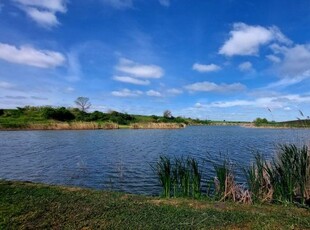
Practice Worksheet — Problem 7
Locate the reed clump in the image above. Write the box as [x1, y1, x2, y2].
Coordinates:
[153, 156, 201, 198]
[154, 144, 310, 206]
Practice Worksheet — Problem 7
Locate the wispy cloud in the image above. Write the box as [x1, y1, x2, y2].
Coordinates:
[0, 81, 15, 89]
[199, 94, 310, 109]
[66, 51, 82, 81]
[266, 54, 281, 63]
[166, 88, 183, 95]
[219, 23, 291, 56]
[238, 61, 254, 72]
[113, 75, 150, 85]
[266, 71, 310, 89]
[185, 81, 246, 93]
[0, 43, 66, 68]
[5, 95, 27, 99]
[116, 58, 164, 78]
[192, 63, 221, 73]
[12, 0, 67, 27]
[100, 0, 133, 9]
[146, 90, 161, 97]
[111, 88, 143, 97]
[273, 44, 310, 77]
[264, 43, 310, 88]
[158, 0, 170, 7]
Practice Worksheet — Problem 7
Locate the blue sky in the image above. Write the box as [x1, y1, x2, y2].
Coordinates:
[1, 0, 310, 121]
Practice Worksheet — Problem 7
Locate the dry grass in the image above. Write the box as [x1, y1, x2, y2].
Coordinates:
[130, 122, 186, 129]
[215, 173, 252, 204]
[27, 122, 119, 130]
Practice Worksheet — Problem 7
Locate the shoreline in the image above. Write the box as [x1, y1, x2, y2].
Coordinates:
[1, 121, 309, 131]
[0, 122, 186, 131]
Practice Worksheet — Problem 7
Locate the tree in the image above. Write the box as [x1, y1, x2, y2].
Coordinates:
[253, 117, 268, 126]
[75, 97, 91, 112]
[163, 110, 172, 118]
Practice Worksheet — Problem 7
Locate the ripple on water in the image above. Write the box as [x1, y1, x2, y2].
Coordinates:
[0, 126, 310, 195]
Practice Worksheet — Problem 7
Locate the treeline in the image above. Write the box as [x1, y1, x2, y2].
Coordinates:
[0, 106, 209, 126]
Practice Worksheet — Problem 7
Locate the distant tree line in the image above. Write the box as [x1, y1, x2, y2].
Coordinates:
[0, 97, 210, 125]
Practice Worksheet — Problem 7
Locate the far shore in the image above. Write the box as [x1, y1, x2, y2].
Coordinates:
[2, 121, 310, 131]
[0, 122, 187, 131]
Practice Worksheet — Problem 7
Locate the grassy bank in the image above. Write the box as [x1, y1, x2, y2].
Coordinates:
[1, 180, 309, 229]
[0, 107, 201, 130]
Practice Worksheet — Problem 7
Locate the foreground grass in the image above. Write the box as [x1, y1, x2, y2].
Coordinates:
[1, 181, 309, 229]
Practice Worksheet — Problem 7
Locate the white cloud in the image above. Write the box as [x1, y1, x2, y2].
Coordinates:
[13, 0, 67, 27]
[277, 44, 310, 77]
[0, 81, 15, 89]
[0, 43, 66, 68]
[167, 88, 183, 95]
[115, 58, 164, 78]
[13, 0, 66, 12]
[238, 61, 254, 72]
[100, 0, 133, 9]
[194, 102, 203, 108]
[159, 0, 170, 7]
[206, 94, 310, 109]
[219, 23, 291, 56]
[23, 7, 59, 27]
[192, 63, 221, 73]
[185, 81, 246, 93]
[113, 75, 150, 85]
[266, 54, 281, 63]
[266, 72, 310, 89]
[146, 90, 161, 97]
[111, 89, 143, 97]
[65, 87, 74, 92]
[284, 107, 292, 111]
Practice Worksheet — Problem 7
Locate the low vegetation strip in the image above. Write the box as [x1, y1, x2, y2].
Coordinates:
[0, 106, 204, 130]
[0, 180, 309, 229]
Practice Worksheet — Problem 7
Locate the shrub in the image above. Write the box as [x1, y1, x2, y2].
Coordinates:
[42, 107, 75, 121]
[253, 117, 269, 126]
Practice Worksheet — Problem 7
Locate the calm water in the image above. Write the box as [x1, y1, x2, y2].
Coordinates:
[1, 126, 310, 195]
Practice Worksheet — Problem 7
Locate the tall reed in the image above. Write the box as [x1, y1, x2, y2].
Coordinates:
[154, 156, 202, 198]
[154, 156, 171, 198]
[244, 153, 273, 203]
[267, 144, 310, 204]
[153, 143, 310, 206]
[189, 158, 202, 198]
[213, 159, 230, 198]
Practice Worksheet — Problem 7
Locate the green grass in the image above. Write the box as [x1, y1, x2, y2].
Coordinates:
[0, 180, 309, 229]
[0, 107, 210, 129]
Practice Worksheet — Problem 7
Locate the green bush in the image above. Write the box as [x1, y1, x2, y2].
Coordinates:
[253, 117, 269, 126]
[42, 107, 75, 121]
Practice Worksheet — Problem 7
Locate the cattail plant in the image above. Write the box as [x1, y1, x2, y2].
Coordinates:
[154, 156, 171, 198]
[244, 153, 273, 203]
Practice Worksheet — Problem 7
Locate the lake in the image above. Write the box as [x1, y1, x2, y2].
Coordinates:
[1, 126, 310, 195]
